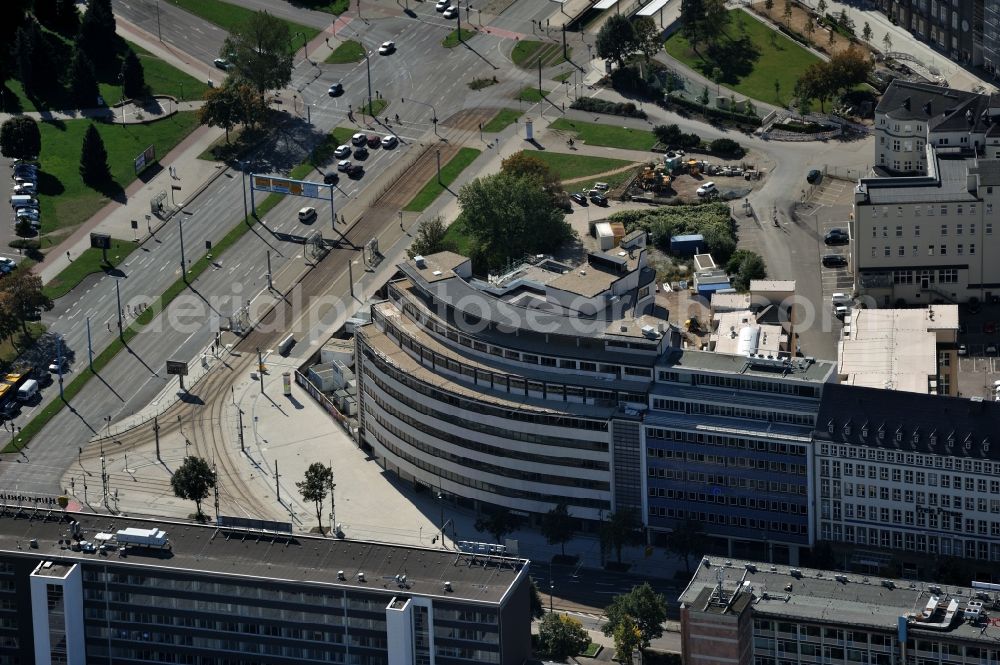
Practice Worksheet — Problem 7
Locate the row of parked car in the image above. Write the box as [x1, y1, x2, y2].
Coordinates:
[9, 160, 41, 234]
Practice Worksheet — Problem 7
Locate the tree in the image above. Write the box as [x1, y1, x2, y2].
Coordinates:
[538, 613, 590, 661]
[599, 509, 641, 564]
[69, 48, 99, 107]
[407, 217, 449, 258]
[198, 84, 243, 142]
[611, 614, 642, 663]
[662, 518, 709, 575]
[699, 84, 709, 105]
[595, 14, 638, 67]
[632, 16, 661, 62]
[862, 21, 873, 42]
[602, 583, 669, 653]
[653, 123, 683, 146]
[456, 171, 573, 272]
[296, 462, 333, 535]
[474, 510, 520, 543]
[680, 0, 707, 51]
[764, 0, 773, 12]
[0, 116, 41, 160]
[709, 138, 745, 157]
[12, 24, 37, 95]
[882, 32, 892, 52]
[528, 578, 545, 620]
[795, 61, 834, 112]
[773, 78, 781, 103]
[828, 47, 873, 95]
[121, 49, 146, 100]
[540, 503, 575, 557]
[501, 151, 562, 193]
[14, 217, 33, 238]
[79, 123, 111, 186]
[827, 26, 835, 45]
[0, 270, 52, 334]
[783, 0, 793, 25]
[170, 456, 217, 519]
[805, 16, 816, 36]
[222, 11, 294, 99]
[817, 0, 827, 14]
[78, 0, 117, 69]
[35, 0, 79, 35]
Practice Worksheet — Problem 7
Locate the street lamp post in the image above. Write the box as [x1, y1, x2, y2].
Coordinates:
[402, 97, 438, 137]
[119, 74, 125, 127]
[240, 161, 249, 221]
[364, 49, 373, 117]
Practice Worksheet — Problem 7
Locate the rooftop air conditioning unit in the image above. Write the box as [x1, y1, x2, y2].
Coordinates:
[414, 255, 426, 268]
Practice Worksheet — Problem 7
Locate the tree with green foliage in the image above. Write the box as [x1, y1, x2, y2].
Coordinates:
[121, 49, 146, 100]
[528, 578, 545, 619]
[653, 123, 683, 146]
[14, 217, 33, 238]
[806, 16, 816, 36]
[222, 11, 294, 99]
[296, 462, 333, 536]
[700, 84, 710, 105]
[602, 583, 669, 653]
[0, 269, 52, 334]
[817, 0, 827, 14]
[474, 510, 520, 543]
[407, 217, 449, 258]
[632, 16, 661, 61]
[198, 84, 243, 143]
[764, 0, 774, 12]
[596, 14, 638, 67]
[35, 0, 79, 36]
[0, 116, 41, 161]
[171, 456, 217, 520]
[663, 518, 709, 575]
[12, 23, 38, 95]
[611, 614, 642, 663]
[501, 151, 562, 194]
[828, 47, 873, 95]
[709, 137, 745, 157]
[78, 0, 118, 69]
[680, 0, 707, 51]
[862, 21, 873, 42]
[795, 61, 833, 112]
[540, 502, 575, 557]
[599, 509, 641, 564]
[69, 48, 99, 107]
[538, 613, 590, 661]
[783, 0, 793, 25]
[79, 123, 111, 186]
[773, 78, 781, 103]
[457, 171, 573, 272]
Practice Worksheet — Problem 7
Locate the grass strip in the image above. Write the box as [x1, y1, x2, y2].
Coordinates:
[325, 40, 365, 64]
[442, 28, 477, 48]
[166, 0, 320, 44]
[550, 118, 657, 151]
[482, 108, 522, 133]
[517, 87, 548, 103]
[518, 150, 632, 180]
[4, 164, 304, 454]
[403, 148, 481, 213]
[362, 98, 388, 118]
[43, 239, 134, 301]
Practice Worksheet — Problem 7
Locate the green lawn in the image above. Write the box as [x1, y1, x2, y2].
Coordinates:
[553, 70, 573, 83]
[0, 323, 46, 367]
[37, 112, 201, 236]
[550, 118, 657, 151]
[403, 148, 481, 213]
[362, 98, 388, 117]
[518, 150, 632, 181]
[482, 108, 523, 133]
[574, 168, 635, 194]
[443, 28, 478, 48]
[286, 0, 349, 14]
[441, 219, 474, 256]
[663, 8, 821, 104]
[166, 0, 320, 44]
[326, 40, 365, 64]
[510, 40, 569, 68]
[43, 239, 134, 301]
[518, 87, 549, 103]
[129, 41, 211, 102]
[579, 642, 601, 658]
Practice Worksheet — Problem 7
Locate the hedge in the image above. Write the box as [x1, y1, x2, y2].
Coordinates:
[659, 94, 763, 127]
[570, 97, 648, 119]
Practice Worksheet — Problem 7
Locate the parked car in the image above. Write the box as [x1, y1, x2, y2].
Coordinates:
[824, 228, 850, 245]
[443, 6, 458, 18]
[378, 41, 395, 55]
[958, 343, 967, 356]
[381, 135, 398, 149]
[822, 254, 848, 268]
[12, 182, 36, 195]
[297, 207, 317, 222]
[337, 159, 352, 172]
[589, 193, 608, 206]
[354, 146, 369, 159]
[366, 135, 381, 148]
[328, 82, 344, 96]
[351, 133, 367, 146]
[323, 172, 339, 185]
[0, 258, 15, 274]
[806, 169, 822, 184]
[987, 343, 999, 355]
[435, 0, 450, 10]
[213, 58, 230, 70]
[48, 358, 67, 373]
[347, 164, 364, 178]
[334, 144, 352, 159]
[570, 192, 588, 206]
[696, 181, 717, 197]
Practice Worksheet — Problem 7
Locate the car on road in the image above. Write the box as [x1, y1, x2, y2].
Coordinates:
[351, 133, 367, 146]
[354, 146, 369, 159]
[443, 6, 458, 18]
[213, 58, 230, 70]
[824, 228, 850, 245]
[328, 82, 343, 96]
[297, 207, 317, 222]
[48, 358, 67, 373]
[381, 135, 398, 149]
[378, 41, 395, 55]
[807, 169, 822, 184]
[337, 159, 352, 172]
[435, 0, 450, 9]
[958, 343, 967, 356]
[696, 181, 717, 197]
[323, 172, 339, 185]
[822, 254, 848, 268]
[334, 144, 351, 159]
[570, 192, 588, 206]
[347, 164, 364, 178]
[590, 193, 608, 206]
[987, 343, 999, 355]
[0, 258, 15, 274]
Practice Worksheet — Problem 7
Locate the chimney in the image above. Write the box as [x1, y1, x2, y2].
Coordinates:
[903, 97, 911, 111]
[924, 101, 932, 116]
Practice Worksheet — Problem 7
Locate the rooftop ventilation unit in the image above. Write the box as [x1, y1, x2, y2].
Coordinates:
[357, 572, 366, 583]
[414, 256, 426, 268]
[337, 570, 346, 581]
[444, 581, 453, 592]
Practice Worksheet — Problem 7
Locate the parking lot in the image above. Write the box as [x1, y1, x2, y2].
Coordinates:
[955, 303, 1000, 400]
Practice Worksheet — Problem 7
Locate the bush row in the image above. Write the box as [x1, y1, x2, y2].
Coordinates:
[659, 94, 763, 127]
[569, 97, 648, 119]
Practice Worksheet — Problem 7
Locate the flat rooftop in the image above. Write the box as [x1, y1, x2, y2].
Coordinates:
[862, 154, 978, 205]
[679, 557, 1000, 643]
[711, 311, 784, 356]
[838, 306, 957, 394]
[659, 348, 836, 383]
[0, 512, 526, 605]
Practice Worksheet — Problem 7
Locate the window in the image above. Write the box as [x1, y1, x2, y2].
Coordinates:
[958, 244, 964, 255]
[913, 245, 918, 256]
[988, 205, 994, 215]
[971, 223, 977, 234]
[940, 244, 947, 255]
[883, 225, 888, 237]
[957, 223, 963, 234]
[927, 205, 935, 216]
[928, 245, 935, 256]
[898, 246, 905, 256]
[941, 224, 948, 235]
[988, 223, 994, 234]
[971, 243, 976, 254]
[896, 225, 903, 237]
[915, 225, 921, 236]
[872, 247, 878, 258]
[940, 205, 948, 215]
[957, 205, 963, 215]
[885, 246, 891, 257]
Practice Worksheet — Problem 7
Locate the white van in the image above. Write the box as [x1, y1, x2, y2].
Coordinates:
[17, 379, 39, 402]
[831, 292, 851, 306]
[10, 195, 38, 209]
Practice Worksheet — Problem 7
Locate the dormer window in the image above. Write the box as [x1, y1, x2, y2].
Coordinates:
[827, 420, 835, 434]
[895, 429, 903, 443]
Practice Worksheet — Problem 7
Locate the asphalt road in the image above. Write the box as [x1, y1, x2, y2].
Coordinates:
[113, 0, 231, 71]
[535, 562, 681, 617]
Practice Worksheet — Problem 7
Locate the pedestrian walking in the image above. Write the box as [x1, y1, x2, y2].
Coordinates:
[394, 113, 399, 123]
[107, 322, 111, 332]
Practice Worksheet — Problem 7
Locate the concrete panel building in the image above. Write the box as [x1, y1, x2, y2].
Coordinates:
[0, 512, 531, 665]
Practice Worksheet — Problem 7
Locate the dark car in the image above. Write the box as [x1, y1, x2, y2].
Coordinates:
[366, 135, 381, 149]
[590, 193, 608, 206]
[807, 169, 822, 184]
[323, 172, 339, 185]
[347, 164, 364, 178]
[571, 193, 588, 206]
[354, 146, 369, 160]
[328, 82, 343, 97]
[822, 254, 848, 268]
[824, 228, 849, 245]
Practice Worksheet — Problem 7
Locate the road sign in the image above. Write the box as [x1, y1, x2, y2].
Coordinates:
[134, 144, 155, 175]
[250, 175, 328, 200]
[89, 233, 111, 250]
[165, 360, 188, 376]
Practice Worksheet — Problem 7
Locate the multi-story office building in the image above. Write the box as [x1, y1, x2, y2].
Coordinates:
[357, 250, 837, 564]
[0, 512, 531, 665]
[814, 382, 1000, 567]
[680, 556, 1000, 665]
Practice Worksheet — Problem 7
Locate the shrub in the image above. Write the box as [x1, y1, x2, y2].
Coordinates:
[570, 97, 648, 119]
[709, 138, 746, 157]
[659, 94, 762, 126]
